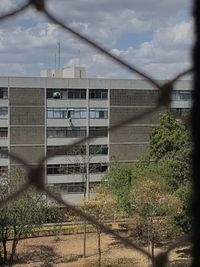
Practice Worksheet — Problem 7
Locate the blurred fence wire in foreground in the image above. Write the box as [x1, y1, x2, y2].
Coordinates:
[0, 0, 198, 266]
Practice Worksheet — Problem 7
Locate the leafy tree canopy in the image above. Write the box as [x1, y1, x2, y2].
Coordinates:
[102, 162, 133, 213]
[150, 112, 191, 160]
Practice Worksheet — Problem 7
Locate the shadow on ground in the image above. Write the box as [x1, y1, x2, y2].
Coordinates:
[170, 260, 191, 267]
[15, 244, 82, 266]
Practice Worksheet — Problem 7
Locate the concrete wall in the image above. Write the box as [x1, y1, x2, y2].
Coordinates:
[109, 89, 166, 163]
[9, 88, 45, 166]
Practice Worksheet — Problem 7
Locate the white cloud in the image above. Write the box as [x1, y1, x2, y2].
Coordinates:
[154, 20, 193, 49]
[0, 0, 17, 14]
[0, 0, 193, 79]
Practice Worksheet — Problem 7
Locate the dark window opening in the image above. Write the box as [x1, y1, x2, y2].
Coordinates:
[0, 128, 8, 138]
[0, 88, 8, 99]
[89, 127, 108, 137]
[89, 89, 108, 99]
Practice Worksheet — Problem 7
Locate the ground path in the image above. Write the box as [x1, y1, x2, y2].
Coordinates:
[12, 233, 191, 266]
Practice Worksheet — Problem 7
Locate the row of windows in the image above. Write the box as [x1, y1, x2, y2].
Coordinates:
[0, 107, 8, 119]
[47, 127, 86, 138]
[170, 108, 189, 118]
[0, 106, 107, 120]
[47, 127, 108, 138]
[47, 145, 108, 156]
[0, 88, 108, 100]
[47, 108, 86, 119]
[47, 89, 108, 100]
[47, 89, 86, 99]
[58, 182, 100, 193]
[0, 88, 193, 102]
[172, 90, 192, 101]
[0, 126, 108, 139]
[47, 108, 108, 119]
[47, 163, 108, 175]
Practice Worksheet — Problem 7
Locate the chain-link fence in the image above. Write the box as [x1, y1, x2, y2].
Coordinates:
[0, 1, 198, 266]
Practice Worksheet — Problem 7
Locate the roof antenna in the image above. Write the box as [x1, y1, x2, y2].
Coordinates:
[78, 49, 81, 67]
[54, 53, 57, 70]
[58, 41, 61, 69]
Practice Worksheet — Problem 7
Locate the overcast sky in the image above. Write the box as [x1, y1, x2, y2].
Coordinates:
[0, 0, 193, 79]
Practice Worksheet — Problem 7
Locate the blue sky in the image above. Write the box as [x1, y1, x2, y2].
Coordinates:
[0, 0, 193, 79]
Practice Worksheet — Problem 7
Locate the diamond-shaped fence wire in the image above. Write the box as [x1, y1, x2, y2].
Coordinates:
[0, 1, 199, 266]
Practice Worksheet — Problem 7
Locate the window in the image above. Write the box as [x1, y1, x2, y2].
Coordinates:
[46, 89, 86, 99]
[68, 89, 86, 99]
[89, 163, 108, 173]
[47, 163, 107, 175]
[47, 107, 109, 119]
[47, 128, 66, 138]
[47, 145, 86, 156]
[90, 108, 108, 119]
[170, 108, 189, 119]
[47, 164, 85, 175]
[68, 108, 86, 119]
[58, 182, 100, 193]
[47, 127, 86, 138]
[61, 183, 85, 193]
[47, 108, 65, 119]
[0, 128, 8, 138]
[89, 145, 108, 155]
[66, 127, 86, 138]
[0, 166, 8, 177]
[47, 108, 87, 119]
[0, 88, 8, 99]
[89, 89, 108, 99]
[0, 107, 8, 119]
[172, 90, 192, 101]
[0, 147, 8, 158]
[89, 127, 108, 137]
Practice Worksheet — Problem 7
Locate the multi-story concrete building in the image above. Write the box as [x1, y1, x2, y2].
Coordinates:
[0, 69, 192, 203]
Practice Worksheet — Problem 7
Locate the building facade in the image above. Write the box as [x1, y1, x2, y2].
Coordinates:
[0, 76, 192, 203]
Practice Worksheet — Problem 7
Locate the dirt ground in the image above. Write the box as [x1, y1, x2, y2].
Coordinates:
[11, 233, 191, 267]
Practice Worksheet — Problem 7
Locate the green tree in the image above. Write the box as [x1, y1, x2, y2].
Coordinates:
[129, 176, 182, 263]
[80, 192, 121, 267]
[150, 112, 191, 160]
[174, 182, 192, 232]
[0, 177, 64, 266]
[102, 162, 132, 213]
[148, 111, 192, 231]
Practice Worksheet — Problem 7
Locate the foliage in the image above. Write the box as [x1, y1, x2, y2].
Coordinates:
[42, 206, 65, 224]
[129, 177, 182, 246]
[102, 162, 133, 213]
[149, 111, 192, 231]
[174, 182, 192, 232]
[130, 177, 182, 218]
[0, 177, 63, 266]
[79, 191, 122, 267]
[150, 112, 191, 160]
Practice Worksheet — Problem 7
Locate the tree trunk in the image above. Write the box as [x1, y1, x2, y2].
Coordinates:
[97, 227, 101, 267]
[150, 217, 154, 266]
[0, 251, 3, 265]
[2, 227, 8, 264]
[83, 220, 87, 258]
[9, 226, 20, 265]
[9, 238, 18, 265]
